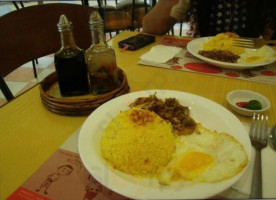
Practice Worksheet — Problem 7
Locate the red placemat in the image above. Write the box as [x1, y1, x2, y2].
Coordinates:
[8, 148, 130, 200]
[139, 37, 276, 85]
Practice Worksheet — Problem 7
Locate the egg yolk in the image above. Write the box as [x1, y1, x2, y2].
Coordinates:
[176, 152, 214, 180]
[246, 56, 264, 63]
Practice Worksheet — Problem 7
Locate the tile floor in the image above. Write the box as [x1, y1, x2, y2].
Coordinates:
[0, 1, 188, 107]
[0, 54, 56, 106]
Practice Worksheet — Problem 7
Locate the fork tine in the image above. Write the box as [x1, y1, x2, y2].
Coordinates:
[232, 42, 253, 46]
[232, 38, 255, 48]
[232, 42, 254, 48]
[249, 113, 257, 137]
[232, 41, 253, 44]
[257, 114, 264, 139]
[255, 114, 260, 138]
[263, 115, 269, 141]
[232, 41, 254, 46]
[249, 113, 269, 141]
[233, 38, 254, 43]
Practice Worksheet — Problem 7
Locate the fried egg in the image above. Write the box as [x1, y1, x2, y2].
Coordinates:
[238, 46, 276, 64]
[157, 123, 248, 185]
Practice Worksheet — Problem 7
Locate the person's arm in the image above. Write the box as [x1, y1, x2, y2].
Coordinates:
[142, 0, 180, 35]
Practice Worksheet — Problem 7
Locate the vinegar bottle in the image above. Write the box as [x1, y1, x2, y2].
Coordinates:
[85, 11, 120, 95]
[54, 15, 90, 97]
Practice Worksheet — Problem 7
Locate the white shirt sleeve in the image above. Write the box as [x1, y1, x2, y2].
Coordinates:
[170, 0, 191, 21]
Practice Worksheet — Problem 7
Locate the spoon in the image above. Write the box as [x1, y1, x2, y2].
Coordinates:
[269, 123, 276, 152]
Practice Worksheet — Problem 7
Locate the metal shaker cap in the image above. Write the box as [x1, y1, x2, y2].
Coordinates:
[57, 14, 73, 31]
[89, 11, 104, 29]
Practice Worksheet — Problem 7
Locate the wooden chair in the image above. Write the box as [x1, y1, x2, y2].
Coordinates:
[11, 1, 40, 78]
[95, 0, 133, 37]
[0, 3, 98, 101]
[86, 0, 150, 37]
[12, 1, 24, 9]
[116, 0, 152, 30]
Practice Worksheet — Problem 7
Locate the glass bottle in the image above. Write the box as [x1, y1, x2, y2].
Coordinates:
[85, 11, 120, 95]
[54, 15, 90, 97]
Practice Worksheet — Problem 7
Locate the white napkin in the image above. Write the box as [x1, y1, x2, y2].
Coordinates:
[140, 45, 182, 63]
[230, 123, 276, 198]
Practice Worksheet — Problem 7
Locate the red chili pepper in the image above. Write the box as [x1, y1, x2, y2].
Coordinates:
[236, 101, 248, 108]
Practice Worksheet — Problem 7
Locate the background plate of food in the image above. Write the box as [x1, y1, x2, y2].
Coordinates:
[78, 90, 251, 199]
[187, 33, 276, 69]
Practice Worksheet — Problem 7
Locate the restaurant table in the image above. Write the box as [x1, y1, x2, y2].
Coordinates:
[1, 31, 276, 200]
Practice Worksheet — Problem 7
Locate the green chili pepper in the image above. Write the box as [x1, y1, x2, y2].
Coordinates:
[246, 100, 262, 110]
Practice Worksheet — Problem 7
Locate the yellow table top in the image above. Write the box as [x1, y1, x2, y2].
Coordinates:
[1, 31, 276, 199]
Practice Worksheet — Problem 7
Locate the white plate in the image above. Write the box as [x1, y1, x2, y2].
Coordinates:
[187, 37, 276, 69]
[78, 90, 251, 199]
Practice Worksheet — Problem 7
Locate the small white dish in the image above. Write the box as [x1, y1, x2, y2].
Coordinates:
[227, 90, 271, 116]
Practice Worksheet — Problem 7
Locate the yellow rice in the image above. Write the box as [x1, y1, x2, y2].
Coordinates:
[101, 108, 176, 176]
[203, 33, 244, 55]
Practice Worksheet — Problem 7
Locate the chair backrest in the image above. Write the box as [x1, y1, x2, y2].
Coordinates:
[95, 0, 133, 33]
[116, 0, 152, 29]
[0, 3, 98, 77]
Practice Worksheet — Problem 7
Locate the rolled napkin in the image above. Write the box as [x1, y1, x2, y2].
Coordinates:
[140, 45, 183, 63]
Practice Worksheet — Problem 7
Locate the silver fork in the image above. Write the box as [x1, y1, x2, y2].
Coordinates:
[232, 37, 276, 49]
[249, 113, 268, 198]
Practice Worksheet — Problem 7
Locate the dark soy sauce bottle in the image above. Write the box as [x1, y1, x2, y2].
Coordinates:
[54, 15, 89, 97]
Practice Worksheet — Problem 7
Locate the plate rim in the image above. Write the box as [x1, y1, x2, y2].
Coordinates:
[78, 89, 251, 199]
[187, 36, 276, 69]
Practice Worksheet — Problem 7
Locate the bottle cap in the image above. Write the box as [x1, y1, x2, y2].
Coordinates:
[57, 14, 73, 31]
[89, 11, 104, 29]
